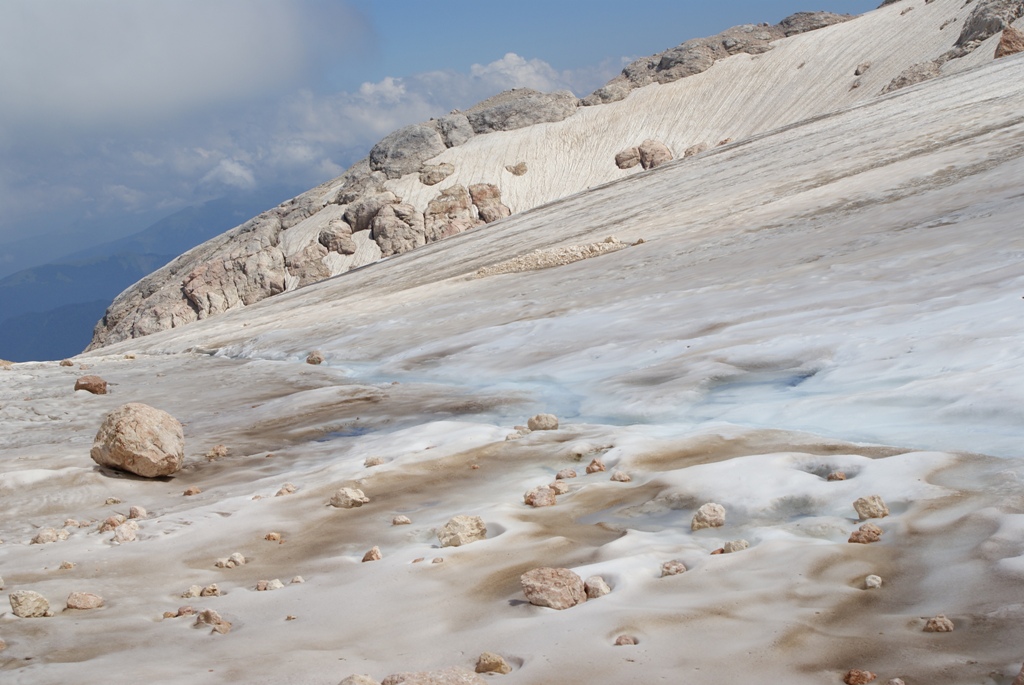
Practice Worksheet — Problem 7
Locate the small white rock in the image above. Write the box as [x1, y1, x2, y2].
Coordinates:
[584, 575, 611, 598]
[691, 502, 726, 531]
[392, 515, 412, 526]
[865, 574, 883, 589]
[723, 539, 749, 553]
[527, 413, 559, 431]
[128, 506, 147, 519]
[330, 487, 370, 508]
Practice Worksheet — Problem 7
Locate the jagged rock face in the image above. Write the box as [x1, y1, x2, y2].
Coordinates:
[468, 184, 511, 223]
[424, 185, 482, 242]
[372, 203, 426, 257]
[369, 125, 447, 179]
[285, 242, 330, 288]
[882, 60, 942, 94]
[997, 25, 1024, 57]
[319, 219, 356, 255]
[435, 113, 475, 147]
[464, 89, 578, 133]
[582, 12, 852, 105]
[958, 0, 1024, 47]
[344, 191, 400, 233]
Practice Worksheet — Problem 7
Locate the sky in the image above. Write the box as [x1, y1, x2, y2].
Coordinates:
[0, 0, 880, 264]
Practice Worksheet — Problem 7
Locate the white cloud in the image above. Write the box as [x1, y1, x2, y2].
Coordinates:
[200, 159, 257, 191]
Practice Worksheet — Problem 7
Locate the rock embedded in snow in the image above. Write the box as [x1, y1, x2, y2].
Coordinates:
[66, 592, 104, 610]
[505, 161, 527, 176]
[723, 539, 749, 553]
[691, 503, 726, 531]
[615, 147, 641, 169]
[362, 546, 382, 562]
[59, 561, 75, 570]
[527, 413, 558, 431]
[586, 458, 606, 474]
[10, 591, 52, 618]
[520, 567, 586, 610]
[844, 670, 877, 685]
[256, 579, 285, 591]
[392, 515, 412, 526]
[959, 0, 1024, 46]
[418, 162, 454, 186]
[865, 575, 883, 589]
[882, 61, 942, 94]
[364, 456, 385, 467]
[638, 139, 673, 169]
[90, 403, 184, 478]
[331, 487, 370, 508]
[382, 666, 487, 685]
[468, 183, 511, 224]
[128, 506, 147, 519]
[584, 576, 611, 598]
[205, 444, 228, 460]
[339, 676, 382, 685]
[60, 358, 74, 366]
[610, 470, 631, 482]
[306, 351, 325, 365]
[183, 486, 202, 496]
[849, 523, 883, 544]
[474, 652, 512, 674]
[887, 679, 906, 685]
[923, 615, 954, 632]
[854, 61, 871, 76]
[853, 495, 889, 520]
[369, 124, 446, 180]
[319, 218, 356, 254]
[112, 520, 139, 543]
[684, 142, 710, 157]
[524, 485, 558, 507]
[424, 185, 482, 242]
[827, 471, 847, 481]
[182, 585, 202, 598]
[74, 375, 107, 394]
[98, 515, 126, 532]
[276, 483, 297, 497]
[437, 515, 487, 547]
[555, 468, 577, 480]
[614, 635, 638, 646]
[215, 552, 246, 569]
[372, 202, 427, 257]
[996, 25, 1024, 58]
[31, 527, 69, 544]
[200, 584, 220, 597]
[548, 480, 569, 495]
[661, 560, 687, 577]
[195, 608, 232, 634]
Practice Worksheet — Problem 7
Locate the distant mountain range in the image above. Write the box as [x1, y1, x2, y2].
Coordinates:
[0, 188, 301, 362]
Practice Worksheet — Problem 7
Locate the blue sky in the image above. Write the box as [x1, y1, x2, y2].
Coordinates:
[0, 0, 880, 264]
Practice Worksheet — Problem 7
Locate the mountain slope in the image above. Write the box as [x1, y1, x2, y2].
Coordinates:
[88, 0, 1022, 350]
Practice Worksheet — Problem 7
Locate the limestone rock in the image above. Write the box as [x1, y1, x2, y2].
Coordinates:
[584, 575, 611, 598]
[369, 124, 446, 179]
[465, 89, 578, 134]
[468, 183, 511, 223]
[112, 520, 139, 543]
[437, 515, 487, 547]
[256, 579, 285, 591]
[524, 485, 557, 507]
[205, 444, 228, 460]
[959, 0, 1024, 47]
[59, 561, 75, 570]
[996, 25, 1024, 58]
[10, 590, 52, 617]
[276, 482, 297, 497]
[66, 592, 104, 610]
[505, 161, 527, 176]
[285, 242, 330, 287]
[881, 61, 942, 94]
[382, 667, 487, 685]
[90, 403, 184, 478]
[887, 680, 906, 685]
[215, 552, 247, 568]
[555, 468, 577, 480]
[60, 358, 74, 366]
[827, 471, 847, 481]
[844, 670, 877, 685]
[265, 532, 282, 542]
[615, 147, 641, 169]
[638, 139, 673, 169]
[435, 113, 475, 147]
[520, 567, 586, 610]
[306, 351, 324, 365]
[344, 191, 400, 233]
[723, 539, 749, 553]
[614, 635, 638, 646]
[364, 456, 385, 467]
[1013, 663, 1024, 685]
[339, 676, 382, 685]
[865, 574, 883, 589]
[854, 62, 871, 76]
[684, 142, 710, 157]
[419, 162, 455, 186]
[661, 560, 687, 577]
[98, 514, 126, 532]
[549, 480, 569, 495]
[527, 413, 559, 431]
[424, 185, 481, 242]
[183, 486, 202, 496]
[923, 614, 954, 632]
[195, 608, 232, 634]
[31, 527, 69, 544]
[610, 470, 631, 482]
[586, 458, 606, 474]
[331, 487, 369, 508]
[853, 495, 889, 520]
[475, 652, 512, 674]
[75, 375, 108, 394]
[849, 522, 883, 544]
[372, 203, 426, 257]
[691, 502, 726, 530]
[200, 584, 220, 597]
[362, 546, 382, 562]
[319, 218, 356, 254]
[392, 515, 412, 526]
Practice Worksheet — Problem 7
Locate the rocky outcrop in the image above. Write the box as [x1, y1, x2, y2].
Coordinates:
[419, 162, 455, 186]
[372, 203, 426, 257]
[319, 219, 356, 254]
[369, 125, 447, 180]
[996, 25, 1024, 58]
[464, 89, 578, 133]
[344, 191, 400, 233]
[90, 403, 185, 478]
[582, 12, 852, 105]
[424, 185, 482, 242]
[434, 113, 475, 147]
[958, 0, 1024, 47]
[285, 242, 330, 287]
[638, 139, 673, 169]
[468, 184, 511, 223]
[881, 61, 943, 94]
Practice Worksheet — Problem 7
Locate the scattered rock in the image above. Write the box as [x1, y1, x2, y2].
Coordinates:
[505, 161, 528, 176]
[306, 351, 325, 365]
[828, 471, 847, 481]
[717, 138, 734, 146]
[527, 413, 559, 431]
[549, 480, 570, 495]
[887, 680, 906, 685]
[112, 520, 139, 543]
[215, 552, 247, 569]
[723, 539, 749, 553]
[205, 444, 228, 460]
[128, 506, 147, 519]
[586, 458, 606, 474]
[276, 483, 297, 497]
[183, 487, 202, 496]
[419, 162, 455, 186]
[31, 528, 69, 544]
[105, 497, 122, 505]
[468, 183, 511, 223]
[330, 487, 370, 508]
[74, 375, 108, 395]
[691, 502, 726, 531]
[865, 574, 883, 589]
[200, 584, 220, 597]
[882, 61, 942, 94]
[382, 666, 487, 685]
[265, 532, 282, 542]
[60, 359, 74, 366]
[392, 515, 412, 526]
[844, 670, 877, 685]
[520, 567, 586, 610]
[256, 579, 285, 591]
[853, 495, 889, 520]
[555, 468, 577, 480]
[431, 557, 444, 564]
[59, 561, 76, 570]
[683, 142, 710, 157]
[194, 608, 232, 634]
[996, 25, 1024, 58]
[661, 560, 687, 577]
[615, 147, 641, 169]
[339, 676, 382, 685]
[66, 592, 104, 610]
[90, 403, 185, 478]
[711, 548, 725, 555]
[610, 470, 631, 482]
[854, 62, 871, 76]
[638, 139, 673, 169]
[475, 652, 512, 674]
[291, 576, 304, 584]
[98, 515, 126, 532]
[9, 591, 51, 618]
[182, 585, 202, 598]
[524, 485, 558, 507]
[614, 635, 638, 646]
[362, 546, 382, 562]
[369, 124, 447, 179]
[584, 576, 611, 598]
[365, 456, 386, 467]
[923, 615, 955, 632]
[437, 515, 487, 547]
[849, 523, 883, 544]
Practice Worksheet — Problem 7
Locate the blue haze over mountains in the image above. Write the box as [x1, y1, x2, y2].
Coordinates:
[0, 187, 301, 362]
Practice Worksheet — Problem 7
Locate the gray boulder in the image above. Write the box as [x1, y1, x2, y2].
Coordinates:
[435, 113, 475, 147]
[319, 219, 356, 255]
[344, 191, 400, 233]
[372, 203, 426, 257]
[465, 89, 578, 133]
[369, 125, 447, 179]
[419, 162, 455, 186]
[958, 0, 1024, 46]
